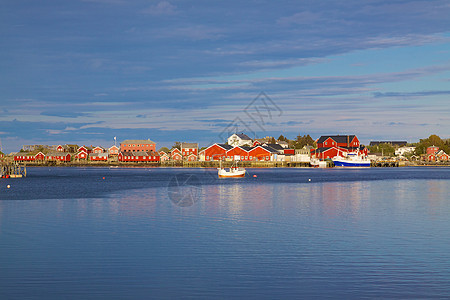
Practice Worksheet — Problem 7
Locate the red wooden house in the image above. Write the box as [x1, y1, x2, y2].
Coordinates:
[89, 153, 108, 161]
[181, 143, 198, 157]
[92, 146, 105, 154]
[159, 151, 170, 162]
[249, 146, 277, 161]
[118, 151, 160, 162]
[47, 152, 71, 162]
[312, 135, 367, 159]
[14, 153, 37, 162]
[204, 144, 233, 161]
[170, 148, 182, 161]
[225, 146, 252, 161]
[120, 139, 156, 152]
[108, 145, 119, 156]
[427, 146, 439, 155]
[75, 150, 88, 160]
[186, 153, 198, 161]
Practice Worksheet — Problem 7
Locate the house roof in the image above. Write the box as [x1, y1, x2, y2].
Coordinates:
[233, 133, 252, 140]
[317, 135, 356, 144]
[216, 143, 233, 150]
[181, 142, 198, 148]
[260, 145, 279, 153]
[121, 139, 156, 145]
[264, 143, 285, 151]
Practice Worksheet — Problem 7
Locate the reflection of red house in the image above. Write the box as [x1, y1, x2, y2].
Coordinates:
[204, 144, 233, 161]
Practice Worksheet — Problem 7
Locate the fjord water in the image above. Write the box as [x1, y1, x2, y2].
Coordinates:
[1, 167, 450, 299]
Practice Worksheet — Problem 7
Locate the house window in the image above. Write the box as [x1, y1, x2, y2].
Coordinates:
[206, 156, 209, 160]
[266, 156, 269, 160]
[245, 156, 248, 160]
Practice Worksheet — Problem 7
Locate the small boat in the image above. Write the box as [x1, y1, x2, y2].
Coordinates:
[310, 158, 327, 168]
[218, 160, 246, 178]
[332, 152, 371, 168]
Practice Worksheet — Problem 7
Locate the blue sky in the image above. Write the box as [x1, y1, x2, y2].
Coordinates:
[1, 0, 449, 153]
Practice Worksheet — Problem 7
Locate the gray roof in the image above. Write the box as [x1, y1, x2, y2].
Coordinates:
[217, 143, 233, 150]
[121, 139, 155, 144]
[234, 133, 252, 140]
[181, 142, 198, 149]
[264, 143, 285, 152]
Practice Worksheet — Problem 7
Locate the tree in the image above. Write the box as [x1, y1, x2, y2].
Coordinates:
[414, 134, 449, 155]
[270, 137, 276, 144]
[293, 134, 316, 149]
[158, 147, 170, 153]
[368, 143, 395, 157]
[172, 142, 181, 150]
[277, 134, 287, 142]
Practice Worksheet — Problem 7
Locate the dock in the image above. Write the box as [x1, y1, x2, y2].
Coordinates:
[1, 162, 27, 178]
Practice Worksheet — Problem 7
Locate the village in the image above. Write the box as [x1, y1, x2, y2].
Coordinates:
[1, 133, 449, 167]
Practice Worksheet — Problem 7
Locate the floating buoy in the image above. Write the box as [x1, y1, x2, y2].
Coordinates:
[7, 185, 10, 189]
[102, 177, 105, 180]
[308, 178, 311, 182]
[253, 175, 257, 178]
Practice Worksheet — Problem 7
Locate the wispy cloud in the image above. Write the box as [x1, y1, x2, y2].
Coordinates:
[142, 1, 177, 16]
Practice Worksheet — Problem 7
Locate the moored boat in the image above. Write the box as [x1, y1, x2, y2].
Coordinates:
[332, 153, 371, 168]
[218, 160, 246, 178]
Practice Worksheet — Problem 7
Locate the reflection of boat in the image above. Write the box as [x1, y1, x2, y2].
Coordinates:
[332, 153, 371, 168]
[218, 160, 246, 178]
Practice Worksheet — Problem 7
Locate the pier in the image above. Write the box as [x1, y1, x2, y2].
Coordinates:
[1, 162, 27, 178]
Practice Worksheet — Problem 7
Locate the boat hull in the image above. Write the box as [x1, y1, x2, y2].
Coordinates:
[218, 168, 246, 178]
[332, 159, 371, 168]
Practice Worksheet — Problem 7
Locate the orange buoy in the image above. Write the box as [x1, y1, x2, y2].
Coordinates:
[102, 177, 105, 180]
[253, 175, 257, 178]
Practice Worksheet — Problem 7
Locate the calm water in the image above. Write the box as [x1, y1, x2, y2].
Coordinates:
[1, 167, 450, 299]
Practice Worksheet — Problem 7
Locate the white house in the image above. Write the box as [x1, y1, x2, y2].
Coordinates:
[395, 146, 416, 156]
[227, 133, 253, 147]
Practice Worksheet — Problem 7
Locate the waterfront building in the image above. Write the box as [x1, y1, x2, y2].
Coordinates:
[427, 145, 440, 155]
[108, 145, 120, 156]
[89, 153, 108, 161]
[181, 143, 198, 158]
[395, 146, 416, 156]
[118, 151, 159, 162]
[227, 133, 253, 147]
[312, 135, 368, 159]
[170, 148, 182, 161]
[369, 141, 407, 147]
[204, 144, 233, 161]
[120, 139, 156, 152]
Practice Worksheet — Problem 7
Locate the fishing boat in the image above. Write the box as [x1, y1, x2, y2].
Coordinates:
[310, 158, 327, 168]
[332, 152, 371, 168]
[218, 160, 246, 178]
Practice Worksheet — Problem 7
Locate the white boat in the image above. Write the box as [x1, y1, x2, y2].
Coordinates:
[310, 158, 327, 168]
[332, 152, 371, 168]
[218, 160, 246, 178]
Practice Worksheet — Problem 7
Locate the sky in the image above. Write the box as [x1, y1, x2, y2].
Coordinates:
[1, 0, 450, 153]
